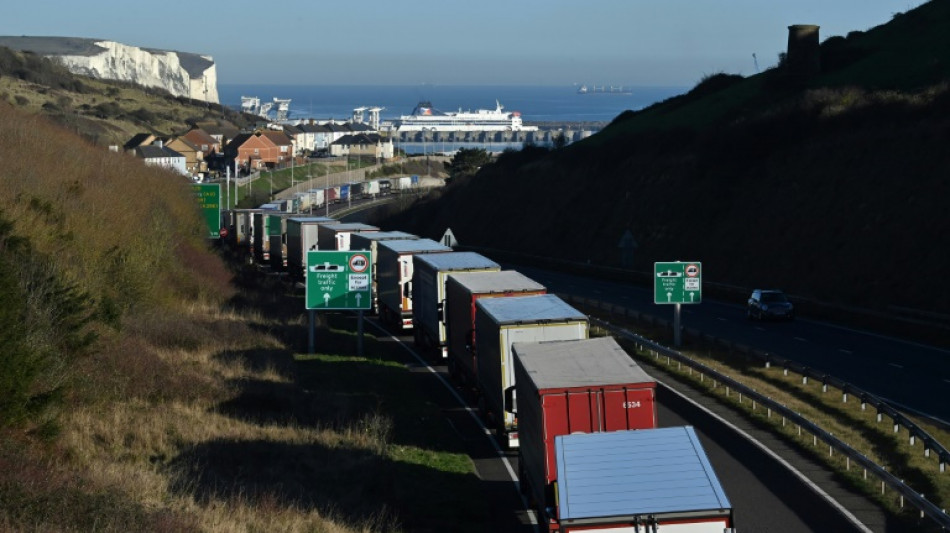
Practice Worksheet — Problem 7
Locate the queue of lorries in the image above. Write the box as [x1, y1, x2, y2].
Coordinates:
[221, 208, 736, 532]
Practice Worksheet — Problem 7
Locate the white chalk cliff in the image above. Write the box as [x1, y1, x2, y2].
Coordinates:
[0, 37, 219, 103]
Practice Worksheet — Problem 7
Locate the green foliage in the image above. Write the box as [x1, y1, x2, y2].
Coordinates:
[0, 212, 95, 432]
[0, 47, 86, 93]
[444, 148, 492, 180]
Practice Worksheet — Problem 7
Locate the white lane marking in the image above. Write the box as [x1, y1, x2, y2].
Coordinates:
[838, 349, 853, 355]
[944, 379, 950, 385]
[794, 337, 807, 342]
[366, 319, 539, 531]
[889, 363, 904, 369]
[717, 317, 728, 322]
[658, 381, 874, 533]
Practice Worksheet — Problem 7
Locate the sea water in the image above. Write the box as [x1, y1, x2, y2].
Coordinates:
[217, 84, 689, 154]
[217, 84, 688, 124]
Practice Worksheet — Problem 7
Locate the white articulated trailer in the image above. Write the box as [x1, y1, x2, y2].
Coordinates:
[376, 239, 452, 330]
[411, 252, 500, 359]
[474, 294, 588, 448]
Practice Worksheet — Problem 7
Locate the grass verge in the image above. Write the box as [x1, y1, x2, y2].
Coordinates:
[575, 304, 950, 531]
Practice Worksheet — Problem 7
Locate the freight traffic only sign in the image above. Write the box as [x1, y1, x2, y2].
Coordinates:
[306, 251, 372, 310]
[654, 262, 702, 304]
[191, 183, 221, 239]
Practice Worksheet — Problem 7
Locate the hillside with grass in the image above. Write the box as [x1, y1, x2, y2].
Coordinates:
[0, 46, 249, 147]
[377, 0, 950, 325]
[0, 89, 486, 530]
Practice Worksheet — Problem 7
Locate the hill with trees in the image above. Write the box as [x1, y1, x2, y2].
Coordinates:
[377, 0, 950, 333]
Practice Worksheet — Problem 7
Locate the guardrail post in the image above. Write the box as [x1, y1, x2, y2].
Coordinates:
[822, 382, 828, 393]
[910, 434, 916, 446]
[894, 422, 901, 434]
[842, 392, 848, 403]
[783, 367, 788, 376]
[877, 412, 884, 423]
[803, 375, 808, 385]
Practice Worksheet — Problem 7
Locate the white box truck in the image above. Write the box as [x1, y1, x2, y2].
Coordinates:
[474, 294, 588, 448]
[316, 223, 379, 251]
[285, 216, 337, 279]
[350, 231, 420, 313]
[376, 239, 452, 330]
[412, 252, 500, 359]
[444, 271, 546, 387]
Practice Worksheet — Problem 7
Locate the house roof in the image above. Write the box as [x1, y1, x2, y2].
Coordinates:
[134, 145, 184, 159]
[123, 133, 155, 151]
[333, 133, 383, 146]
[260, 130, 293, 146]
[182, 128, 218, 147]
[165, 136, 201, 152]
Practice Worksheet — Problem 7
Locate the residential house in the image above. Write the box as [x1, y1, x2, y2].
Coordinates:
[182, 128, 221, 156]
[282, 124, 306, 155]
[162, 136, 204, 176]
[123, 133, 156, 153]
[329, 133, 394, 160]
[260, 130, 294, 165]
[134, 140, 188, 175]
[224, 131, 281, 172]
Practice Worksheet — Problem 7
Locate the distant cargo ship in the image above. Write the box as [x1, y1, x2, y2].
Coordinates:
[392, 100, 538, 133]
[577, 84, 633, 95]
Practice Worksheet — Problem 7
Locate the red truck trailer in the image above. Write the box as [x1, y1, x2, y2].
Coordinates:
[444, 271, 546, 387]
[511, 336, 657, 527]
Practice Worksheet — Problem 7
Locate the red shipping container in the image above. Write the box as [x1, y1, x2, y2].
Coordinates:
[512, 337, 657, 519]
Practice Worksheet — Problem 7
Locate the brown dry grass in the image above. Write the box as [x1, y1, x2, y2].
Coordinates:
[0, 101, 403, 531]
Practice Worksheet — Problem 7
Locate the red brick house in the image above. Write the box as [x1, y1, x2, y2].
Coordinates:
[225, 131, 280, 171]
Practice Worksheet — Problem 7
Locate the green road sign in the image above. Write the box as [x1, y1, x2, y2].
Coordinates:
[654, 261, 702, 304]
[191, 183, 221, 239]
[306, 251, 373, 310]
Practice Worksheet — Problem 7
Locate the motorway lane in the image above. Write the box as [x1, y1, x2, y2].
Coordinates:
[368, 318, 875, 532]
[511, 264, 950, 423]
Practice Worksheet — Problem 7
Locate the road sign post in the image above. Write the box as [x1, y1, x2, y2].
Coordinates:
[654, 262, 702, 347]
[306, 251, 373, 356]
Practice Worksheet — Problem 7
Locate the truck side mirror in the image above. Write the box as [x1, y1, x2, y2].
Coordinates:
[504, 386, 517, 415]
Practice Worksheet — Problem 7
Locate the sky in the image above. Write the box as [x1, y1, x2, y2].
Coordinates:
[0, 0, 928, 87]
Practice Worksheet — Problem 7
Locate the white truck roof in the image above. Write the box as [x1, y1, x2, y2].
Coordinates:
[378, 239, 452, 254]
[512, 337, 654, 389]
[352, 231, 418, 242]
[414, 251, 499, 271]
[288, 216, 336, 224]
[321, 223, 378, 231]
[476, 294, 586, 325]
[448, 271, 545, 294]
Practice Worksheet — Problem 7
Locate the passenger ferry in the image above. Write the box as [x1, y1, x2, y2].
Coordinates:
[391, 101, 538, 133]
